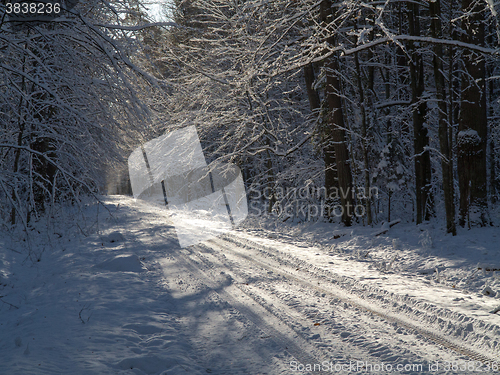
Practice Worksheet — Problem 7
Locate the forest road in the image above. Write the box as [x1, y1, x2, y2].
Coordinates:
[125, 212, 500, 374]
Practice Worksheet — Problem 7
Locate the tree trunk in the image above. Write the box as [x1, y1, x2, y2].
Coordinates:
[430, 0, 456, 235]
[11, 121, 24, 225]
[354, 51, 372, 226]
[458, 0, 488, 226]
[491, 139, 498, 204]
[303, 63, 320, 111]
[321, 0, 354, 226]
[30, 137, 57, 216]
[408, 2, 433, 224]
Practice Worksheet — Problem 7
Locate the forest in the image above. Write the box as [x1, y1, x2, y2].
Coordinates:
[1, 0, 500, 234]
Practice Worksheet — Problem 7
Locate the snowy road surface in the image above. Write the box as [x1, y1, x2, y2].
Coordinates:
[1, 196, 500, 374]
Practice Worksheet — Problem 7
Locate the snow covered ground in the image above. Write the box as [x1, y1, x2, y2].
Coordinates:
[1, 195, 500, 374]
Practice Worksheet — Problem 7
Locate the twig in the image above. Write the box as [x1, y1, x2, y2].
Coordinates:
[490, 305, 500, 314]
[7, 247, 22, 254]
[387, 254, 398, 271]
[0, 296, 19, 309]
[372, 219, 401, 237]
[79, 303, 92, 324]
[76, 223, 88, 237]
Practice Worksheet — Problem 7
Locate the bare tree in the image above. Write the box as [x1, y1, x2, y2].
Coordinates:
[457, 0, 489, 227]
[430, 0, 456, 234]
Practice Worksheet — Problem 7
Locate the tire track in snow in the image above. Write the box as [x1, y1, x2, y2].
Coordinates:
[158, 234, 329, 374]
[122, 196, 498, 371]
[188, 245, 402, 369]
[196, 240, 448, 368]
[210, 232, 500, 366]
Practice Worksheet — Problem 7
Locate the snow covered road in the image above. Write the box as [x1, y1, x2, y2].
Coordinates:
[2, 196, 500, 374]
[124, 196, 500, 374]
[161, 237, 499, 374]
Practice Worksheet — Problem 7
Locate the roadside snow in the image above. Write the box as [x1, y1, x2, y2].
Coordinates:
[240, 214, 500, 326]
[0, 200, 205, 375]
